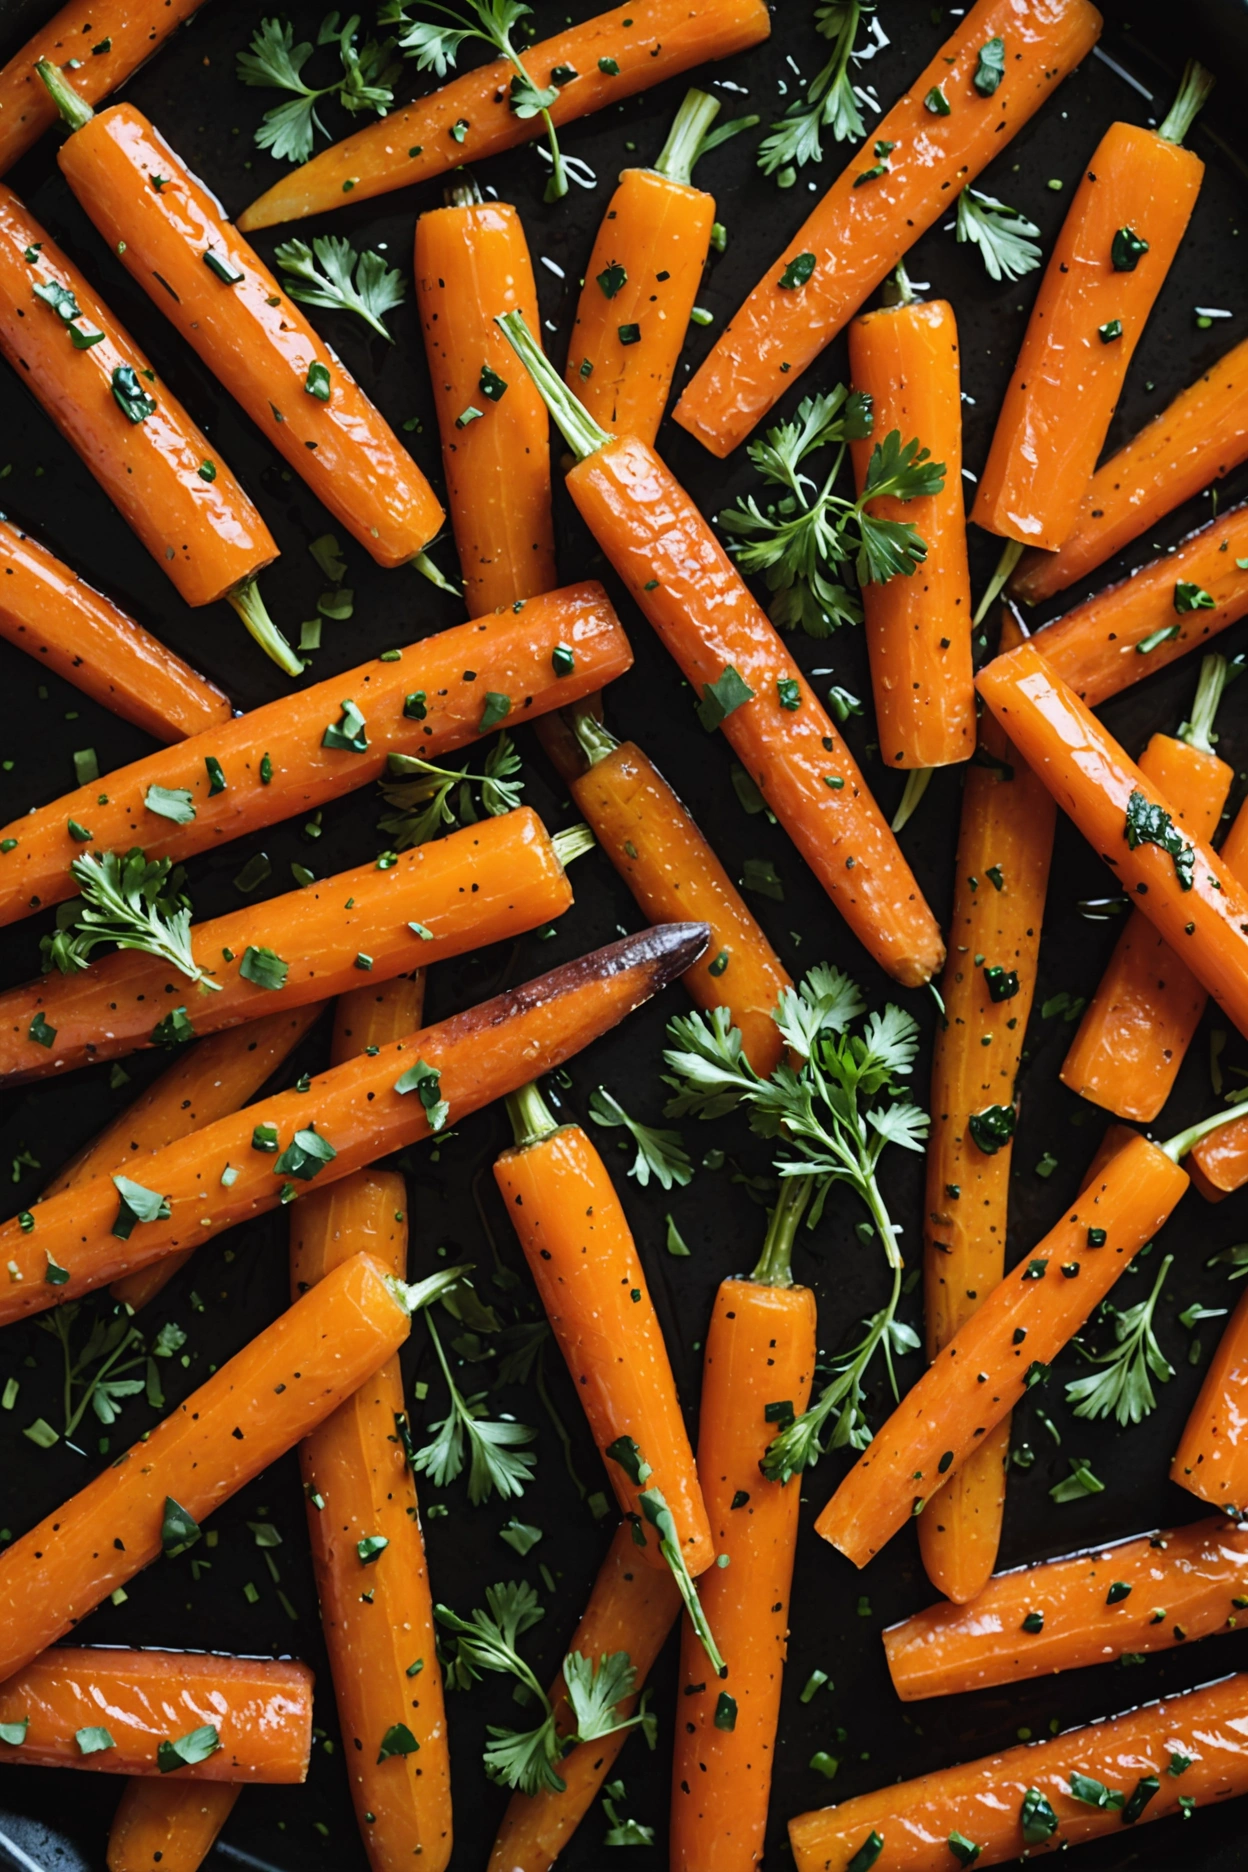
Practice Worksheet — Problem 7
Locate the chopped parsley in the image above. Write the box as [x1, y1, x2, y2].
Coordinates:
[1124, 789, 1195, 891]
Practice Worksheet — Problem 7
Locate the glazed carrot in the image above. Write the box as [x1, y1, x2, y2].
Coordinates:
[973, 62, 1211, 574]
[1061, 655, 1233, 1121]
[0, 187, 293, 673]
[536, 700, 789, 1076]
[884, 1515, 1248, 1701]
[0, 923, 707, 1326]
[789, 1671, 1248, 1872]
[977, 639, 1248, 1036]
[1012, 334, 1248, 606]
[1030, 501, 1248, 705]
[0, 582, 630, 932]
[919, 613, 1055, 1606]
[2, 807, 574, 1081]
[488, 1523, 680, 1872]
[674, 0, 1103, 459]
[416, 185, 555, 614]
[500, 314, 944, 988]
[1174, 1271, 1248, 1511]
[108, 1781, 239, 1872]
[0, 518, 229, 742]
[0, 1646, 312, 1779]
[330, 973, 426, 1066]
[670, 1181, 817, 1871]
[236, 0, 772, 233]
[495, 1080, 712, 1575]
[848, 274, 974, 774]
[0, 0, 207, 177]
[1187, 805, 1248, 1196]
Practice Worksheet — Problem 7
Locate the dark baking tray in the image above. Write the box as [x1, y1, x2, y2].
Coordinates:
[0, 1, 1247, 1866]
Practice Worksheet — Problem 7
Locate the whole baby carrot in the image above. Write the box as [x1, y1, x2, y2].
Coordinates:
[499, 312, 944, 988]
[884, 1515, 1248, 1701]
[789, 1672, 1248, 1872]
[674, 0, 1103, 458]
[0, 582, 630, 933]
[670, 1180, 817, 1872]
[919, 613, 1055, 1605]
[1173, 1269, 1248, 1512]
[1187, 804, 1248, 1198]
[236, 0, 772, 232]
[415, 182, 556, 613]
[108, 1782, 239, 1872]
[537, 700, 789, 1077]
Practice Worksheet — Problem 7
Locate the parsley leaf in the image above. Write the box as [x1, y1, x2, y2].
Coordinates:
[411, 1313, 535, 1504]
[237, 14, 399, 165]
[41, 849, 220, 993]
[954, 188, 1042, 282]
[379, 733, 523, 848]
[757, 1, 879, 179]
[157, 1723, 220, 1773]
[1065, 1252, 1174, 1424]
[1124, 789, 1195, 891]
[588, 1088, 693, 1191]
[239, 944, 289, 991]
[696, 664, 755, 731]
[274, 235, 406, 340]
[602, 1780, 656, 1847]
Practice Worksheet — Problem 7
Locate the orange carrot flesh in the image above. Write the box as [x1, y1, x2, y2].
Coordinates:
[973, 121, 1205, 552]
[1031, 501, 1248, 705]
[0, 583, 630, 932]
[0, 518, 230, 742]
[236, 0, 771, 233]
[815, 1132, 1189, 1569]
[330, 973, 426, 1066]
[1061, 729, 1233, 1121]
[488, 1523, 680, 1872]
[0, 1250, 409, 1684]
[919, 616, 1055, 1605]
[673, 0, 1103, 458]
[976, 639, 1248, 1037]
[0, 923, 707, 1326]
[1188, 804, 1248, 1195]
[848, 297, 974, 769]
[1173, 1274, 1248, 1511]
[1, 805, 572, 1081]
[1012, 334, 1248, 605]
[885, 1515, 1248, 1701]
[108, 1781, 239, 1872]
[416, 199, 556, 612]
[0, 1646, 313, 1779]
[0, 185, 276, 610]
[56, 103, 444, 571]
[789, 1671, 1248, 1872]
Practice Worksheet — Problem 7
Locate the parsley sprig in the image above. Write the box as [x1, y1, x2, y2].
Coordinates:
[274, 235, 406, 341]
[41, 850, 221, 992]
[954, 188, 1042, 282]
[237, 13, 401, 164]
[379, 734, 523, 848]
[38, 1302, 185, 1439]
[588, 1088, 693, 1191]
[758, 2, 879, 182]
[410, 1309, 537, 1503]
[1066, 1252, 1175, 1425]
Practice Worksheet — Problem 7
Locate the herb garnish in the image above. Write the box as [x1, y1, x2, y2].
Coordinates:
[378, 734, 522, 848]
[274, 235, 406, 340]
[588, 1088, 693, 1191]
[41, 849, 220, 991]
[974, 36, 1006, 95]
[758, 2, 878, 180]
[111, 365, 157, 423]
[954, 188, 1042, 282]
[1065, 1253, 1174, 1424]
[156, 1723, 221, 1773]
[1123, 789, 1195, 891]
[410, 1310, 536, 1504]
[237, 13, 399, 165]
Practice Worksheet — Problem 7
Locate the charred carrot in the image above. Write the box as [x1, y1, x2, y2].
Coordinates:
[920, 613, 1055, 1606]
[3, 807, 574, 1082]
[108, 1781, 239, 1872]
[487, 1523, 680, 1872]
[0, 187, 294, 673]
[500, 312, 944, 988]
[884, 1515, 1248, 1701]
[537, 700, 789, 1076]
[0, 582, 630, 933]
[1061, 655, 1233, 1121]
[1173, 1271, 1248, 1510]
[1012, 334, 1248, 606]
[0, 923, 707, 1326]
[415, 183, 555, 613]
[0, 1646, 312, 1779]
[789, 1671, 1248, 1872]
[670, 1180, 817, 1871]
[236, 0, 772, 232]
[674, 0, 1103, 459]
[495, 1080, 712, 1576]
[977, 639, 1248, 1036]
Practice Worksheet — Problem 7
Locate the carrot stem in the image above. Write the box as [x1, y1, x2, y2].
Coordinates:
[570, 703, 620, 767]
[891, 765, 933, 832]
[750, 1176, 813, 1287]
[505, 1080, 561, 1149]
[1178, 652, 1230, 755]
[497, 309, 609, 459]
[34, 56, 94, 132]
[410, 547, 461, 596]
[225, 577, 301, 678]
[652, 87, 723, 185]
[1158, 58, 1215, 145]
[1161, 1097, 1248, 1164]
[972, 539, 1024, 628]
[883, 259, 920, 308]
[551, 822, 596, 865]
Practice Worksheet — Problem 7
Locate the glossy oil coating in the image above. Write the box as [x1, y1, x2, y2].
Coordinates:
[1174, 1260, 1248, 1511]
[107, 1780, 239, 1872]
[0, 583, 630, 930]
[1189, 801, 1248, 1196]
[330, 974, 426, 1067]
[674, 0, 1103, 458]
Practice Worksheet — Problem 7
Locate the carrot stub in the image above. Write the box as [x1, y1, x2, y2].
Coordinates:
[108, 1781, 239, 1872]
[1173, 1268, 1248, 1513]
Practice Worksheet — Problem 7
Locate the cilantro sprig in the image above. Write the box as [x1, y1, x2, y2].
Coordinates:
[757, 2, 879, 182]
[1065, 1253, 1174, 1425]
[237, 13, 400, 164]
[41, 850, 221, 993]
[274, 235, 406, 341]
[378, 734, 523, 849]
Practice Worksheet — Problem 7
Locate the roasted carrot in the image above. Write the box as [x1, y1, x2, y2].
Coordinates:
[919, 613, 1055, 1606]
[495, 1080, 712, 1575]
[977, 638, 1248, 1036]
[108, 1781, 239, 1872]
[0, 518, 229, 742]
[537, 700, 789, 1076]
[673, 0, 1103, 459]
[488, 1523, 680, 1872]
[0, 923, 707, 1326]
[0, 1646, 312, 1779]
[1012, 333, 1248, 606]
[0, 187, 294, 673]
[884, 1515, 1248, 1701]
[236, 0, 772, 233]
[847, 274, 974, 774]
[1173, 1267, 1248, 1511]
[3, 806, 574, 1081]
[789, 1671, 1248, 1872]
[500, 313, 944, 988]
[1061, 654, 1233, 1121]
[670, 1180, 817, 1871]
[0, 582, 630, 933]
[416, 185, 555, 614]
[330, 973, 426, 1066]
[1187, 801, 1248, 1197]
[0, 0, 207, 177]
